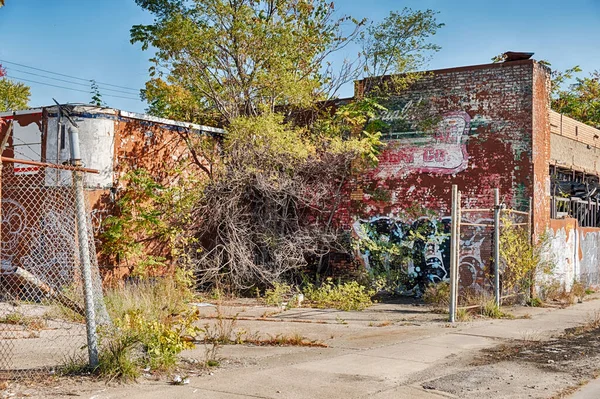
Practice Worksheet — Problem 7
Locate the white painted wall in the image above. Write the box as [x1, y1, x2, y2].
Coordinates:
[45, 115, 115, 188]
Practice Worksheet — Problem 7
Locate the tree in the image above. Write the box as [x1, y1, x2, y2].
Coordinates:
[0, 64, 31, 112]
[553, 70, 600, 129]
[361, 8, 443, 94]
[131, 0, 365, 124]
[129, 0, 444, 288]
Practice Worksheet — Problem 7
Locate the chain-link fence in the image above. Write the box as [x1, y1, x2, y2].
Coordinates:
[0, 161, 106, 378]
[449, 186, 532, 321]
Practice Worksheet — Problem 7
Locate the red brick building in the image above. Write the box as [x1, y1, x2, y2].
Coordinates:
[338, 56, 599, 292]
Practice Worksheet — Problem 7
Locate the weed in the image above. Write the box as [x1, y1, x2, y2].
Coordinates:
[202, 307, 240, 344]
[303, 279, 374, 311]
[375, 320, 392, 327]
[45, 303, 86, 324]
[97, 330, 141, 382]
[335, 315, 347, 325]
[264, 282, 293, 307]
[422, 281, 450, 310]
[500, 219, 554, 298]
[526, 297, 543, 307]
[246, 333, 327, 348]
[571, 280, 586, 303]
[0, 313, 47, 331]
[456, 308, 472, 322]
[585, 288, 596, 295]
[481, 300, 513, 319]
[261, 310, 281, 318]
[89, 275, 202, 379]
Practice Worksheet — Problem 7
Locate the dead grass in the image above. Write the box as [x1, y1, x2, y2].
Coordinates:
[0, 313, 47, 331]
[245, 333, 327, 348]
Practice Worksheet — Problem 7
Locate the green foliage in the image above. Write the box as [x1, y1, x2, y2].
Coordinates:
[115, 308, 200, 370]
[101, 168, 201, 275]
[422, 281, 450, 309]
[264, 282, 293, 307]
[0, 75, 30, 112]
[132, 0, 365, 123]
[101, 276, 200, 375]
[481, 299, 512, 319]
[526, 297, 543, 307]
[90, 80, 106, 107]
[129, 1, 443, 291]
[303, 278, 374, 311]
[499, 217, 553, 297]
[97, 331, 141, 381]
[362, 8, 443, 93]
[456, 308, 472, 322]
[553, 70, 600, 129]
[226, 113, 315, 171]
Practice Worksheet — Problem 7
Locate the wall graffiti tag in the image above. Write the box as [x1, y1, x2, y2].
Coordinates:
[353, 215, 490, 294]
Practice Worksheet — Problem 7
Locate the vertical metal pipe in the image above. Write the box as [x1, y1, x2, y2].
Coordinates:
[0, 120, 13, 271]
[494, 188, 501, 308]
[455, 190, 461, 308]
[528, 197, 535, 300]
[69, 126, 99, 368]
[449, 185, 459, 323]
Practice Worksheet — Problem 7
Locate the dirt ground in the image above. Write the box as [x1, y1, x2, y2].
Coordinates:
[1, 296, 599, 398]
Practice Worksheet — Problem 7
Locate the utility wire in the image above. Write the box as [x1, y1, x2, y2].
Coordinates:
[0, 59, 140, 92]
[6, 75, 142, 101]
[9, 69, 142, 95]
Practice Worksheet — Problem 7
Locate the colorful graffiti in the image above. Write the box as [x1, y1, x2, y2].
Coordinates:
[374, 111, 471, 178]
[353, 216, 490, 294]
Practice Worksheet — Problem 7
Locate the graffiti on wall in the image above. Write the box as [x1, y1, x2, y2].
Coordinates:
[353, 215, 490, 294]
[374, 110, 472, 178]
[1, 197, 77, 288]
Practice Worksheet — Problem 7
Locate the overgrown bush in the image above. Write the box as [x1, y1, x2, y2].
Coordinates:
[264, 282, 294, 307]
[422, 281, 450, 310]
[303, 279, 374, 311]
[98, 272, 201, 377]
[499, 218, 553, 299]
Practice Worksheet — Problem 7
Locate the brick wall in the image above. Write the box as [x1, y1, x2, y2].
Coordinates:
[340, 60, 551, 293]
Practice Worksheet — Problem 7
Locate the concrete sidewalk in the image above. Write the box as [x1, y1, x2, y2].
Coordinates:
[72, 298, 600, 398]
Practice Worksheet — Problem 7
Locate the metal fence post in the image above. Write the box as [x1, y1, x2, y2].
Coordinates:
[69, 126, 99, 368]
[0, 120, 13, 255]
[449, 185, 459, 322]
[493, 188, 501, 308]
[528, 196, 535, 300]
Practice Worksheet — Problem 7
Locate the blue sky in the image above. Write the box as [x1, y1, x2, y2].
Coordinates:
[0, 0, 599, 114]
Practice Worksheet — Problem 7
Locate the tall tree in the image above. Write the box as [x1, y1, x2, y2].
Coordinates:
[131, 0, 364, 124]
[129, 0, 444, 288]
[0, 64, 31, 112]
[553, 70, 600, 129]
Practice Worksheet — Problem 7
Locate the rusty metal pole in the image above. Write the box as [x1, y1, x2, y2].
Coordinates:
[0, 120, 13, 269]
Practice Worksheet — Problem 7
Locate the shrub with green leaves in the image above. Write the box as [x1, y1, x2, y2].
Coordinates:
[422, 281, 450, 310]
[264, 282, 293, 307]
[98, 275, 201, 376]
[303, 279, 374, 311]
